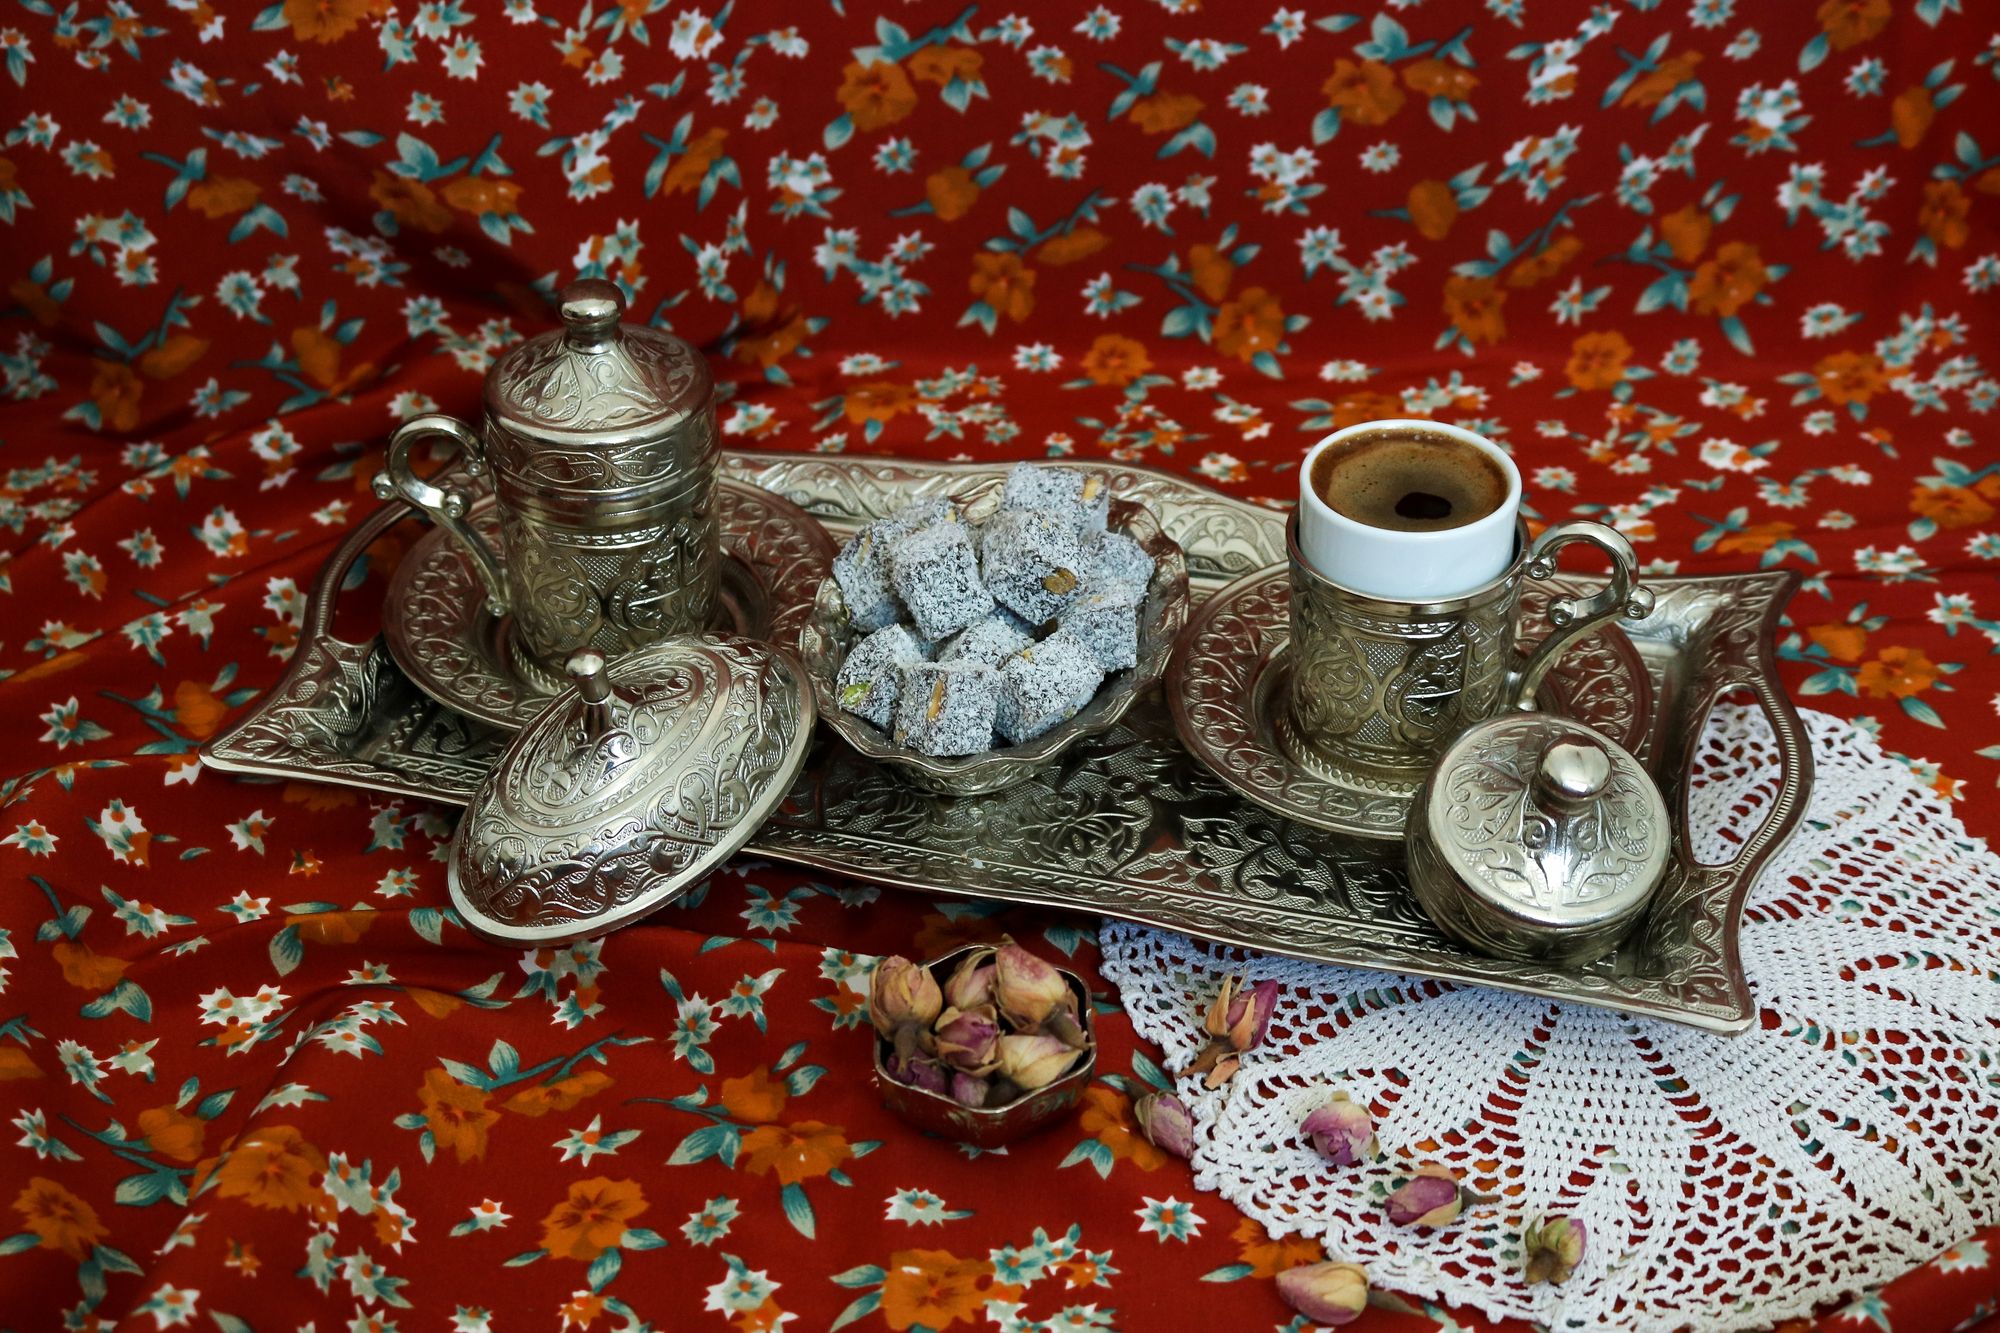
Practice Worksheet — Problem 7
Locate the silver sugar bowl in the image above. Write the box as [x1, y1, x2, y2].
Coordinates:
[1404, 713, 1670, 967]
[372, 278, 720, 691]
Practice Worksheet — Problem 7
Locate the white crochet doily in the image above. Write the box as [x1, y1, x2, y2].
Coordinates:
[1101, 706, 2000, 1332]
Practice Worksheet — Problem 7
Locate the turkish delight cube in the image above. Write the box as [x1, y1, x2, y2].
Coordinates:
[831, 528, 902, 632]
[999, 463, 1110, 535]
[836, 623, 925, 729]
[889, 518, 993, 640]
[939, 609, 1036, 669]
[979, 508, 1086, 624]
[892, 661, 1001, 756]
[1083, 529, 1156, 606]
[1059, 592, 1140, 672]
[995, 629, 1104, 744]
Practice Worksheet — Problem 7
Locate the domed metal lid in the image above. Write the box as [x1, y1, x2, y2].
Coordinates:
[484, 278, 713, 444]
[1418, 713, 1670, 934]
[448, 635, 814, 946]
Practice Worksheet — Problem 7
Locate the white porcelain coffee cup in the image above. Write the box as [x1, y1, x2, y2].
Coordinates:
[1297, 419, 1523, 601]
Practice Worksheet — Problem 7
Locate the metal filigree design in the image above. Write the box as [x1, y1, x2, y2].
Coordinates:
[203, 451, 1811, 1033]
[383, 478, 833, 731]
[488, 323, 708, 442]
[450, 638, 812, 944]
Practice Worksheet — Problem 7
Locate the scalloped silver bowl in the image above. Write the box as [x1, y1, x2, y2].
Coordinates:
[800, 481, 1190, 796]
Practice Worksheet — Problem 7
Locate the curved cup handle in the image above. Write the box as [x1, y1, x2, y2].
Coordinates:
[370, 414, 509, 617]
[1505, 520, 1656, 711]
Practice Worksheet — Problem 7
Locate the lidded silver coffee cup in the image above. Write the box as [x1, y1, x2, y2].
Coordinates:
[372, 278, 720, 691]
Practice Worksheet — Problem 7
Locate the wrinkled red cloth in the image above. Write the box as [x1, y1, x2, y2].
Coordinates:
[1, 1, 1997, 1329]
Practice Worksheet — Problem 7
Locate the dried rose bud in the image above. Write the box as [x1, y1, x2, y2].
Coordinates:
[1301, 1091, 1376, 1168]
[1275, 1260, 1369, 1327]
[1523, 1216, 1586, 1286]
[1386, 1165, 1467, 1228]
[942, 948, 997, 1010]
[1133, 1091, 1195, 1160]
[994, 940, 1070, 1029]
[1203, 975, 1279, 1052]
[933, 1005, 1001, 1074]
[868, 955, 942, 1036]
[995, 1031, 1079, 1090]
[949, 1071, 990, 1108]
[885, 1050, 948, 1096]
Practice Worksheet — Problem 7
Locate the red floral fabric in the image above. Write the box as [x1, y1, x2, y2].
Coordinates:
[2, 0, 1998, 1329]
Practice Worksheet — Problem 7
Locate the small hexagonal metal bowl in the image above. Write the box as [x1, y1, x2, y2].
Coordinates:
[799, 482, 1189, 796]
[872, 945, 1098, 1149]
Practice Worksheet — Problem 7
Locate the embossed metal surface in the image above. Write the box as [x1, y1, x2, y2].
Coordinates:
[450, 636, 814, 946]
[1171, 565, 1652, 841]
[202, 452, 1812, 1032]
[383, 478, 835, 731]
[798, 485, 1190, 796]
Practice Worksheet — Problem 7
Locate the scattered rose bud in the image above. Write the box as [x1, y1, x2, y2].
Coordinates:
[933, 1005, 1001, 1074]
[1523, 1216, 1586, 1286]
[942, 948, 997, 1010]
[885, 1051, 948, 1096]
[1133, 1091, 1195, 1159]
[869, 955, 942, 1036]
[995, 1031, 1079, 1090]
[994, 939, 1071, 1029]
[1275, 1261, 1369, 1327]
[1202, 974, 1278, 1052]
[1386, 1165, 1469, 1228]
[1301, 1091, 1376, 1168]
[949, 1071, 991, 1109]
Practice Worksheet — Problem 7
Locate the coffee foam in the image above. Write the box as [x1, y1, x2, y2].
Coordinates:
[1309, 428, 1510, 534]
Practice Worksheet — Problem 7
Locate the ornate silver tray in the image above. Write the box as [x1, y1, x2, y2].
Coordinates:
[202, 452, 1813, 1033]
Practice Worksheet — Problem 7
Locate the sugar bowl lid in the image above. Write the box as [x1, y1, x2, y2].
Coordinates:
[1406, 713, 1670, 966]
[448, 636, 814, 946]
[484, 278, 713, 443]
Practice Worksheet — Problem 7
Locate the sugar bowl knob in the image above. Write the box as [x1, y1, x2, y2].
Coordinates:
[568, 649, 618, 742]
[1535, 736, 1612, 807]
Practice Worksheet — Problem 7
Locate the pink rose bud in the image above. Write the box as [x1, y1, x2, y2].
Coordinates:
[942, 949, 997, 1010]
[1524, 1216, 1586, 1286]
[933, 1005, 1002, 1073]
[1133, 1091, 1195, 1159]
[994, 940, 1070, 1029]
[885, 1050, 948, 1096]
[1203, 975, 1279, 1052]
[1301, 1091, 1376, 1168]
[1386, 1165, 1467, 1228]
[995, 1031, 1079, 1090]
[949, 1071, 990, 1108]
[868, 955, 942, 1036]
[1275, 1261, 1369, 1327]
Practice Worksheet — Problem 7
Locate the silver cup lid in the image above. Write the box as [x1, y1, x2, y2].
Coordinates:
[484, 278, 713, 444]
[1417, 713, 1670, 935]
[448, 635, 814, 946]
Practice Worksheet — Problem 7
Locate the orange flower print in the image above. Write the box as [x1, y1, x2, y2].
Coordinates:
[186, 177, 260, 219]
[739, 1120, 852, 1186]
[284, 0, 378, 43]
[1402, 58, 1477, 103]
[9, 272, 61, 325]
[718, 1067, 790, 1125]
[1565, 330, 1634, 391]
[369, 170, 452, 233]
[1080, 334, 1153, 387]
[214, 1125, 328, 1213]
[138, 1104, 206, 1163]
[442, 176, 523, 216]
[1188, 243, 1234, 301]
[1322, 59, 1404, 125]
[539, 1177, 648, 1261]
[1813, 351, 1888, 405]
[1405, 179, 1458, 241]
[1687, 241, 1768, 318]
[1127, 92, 1203, 135]
[1232, 1216, 1324, 1278]
[139, 334, 209, 381]
[418, 1068, 501, 1162]
[658, 126, 727, 197]
[924, 165, 981, 221]
[1714, 520, 1795, 555]
[1919, 180, 1971, 250]
[90, 359, 143, 432]
[1807, 623, 1868, 662]
[1034, 226, 1110, 267]
[879, 1249, 997, 1332]
[968, 252, 1035, 323]
[13, 1178, 108, 1258]
[291, 326, 375, 396]
[1619, 51, 1703, 109]
[907, 45, 982, 88]
[0, 1046, 42, 1080]
[1505, 234, 1582, 288]
[1856, 647, 1939, 699]
[731, 284, 810, 367]
[501, 1068, 613, 1117]
[1891, 86, 1935, 149]
[293, 909, 375, 944]
[1330, 391, 1407, 430]
[172, 679, 229, 739]
[1443, 274, 1506, 344]
[1077, 1086, 1167, 1171]
[1910, 483, 1997, 530]
[837, 60, 917, 132]
[1213, 287, 1285, 362]
[844, 381, 916, 425]
[52, 941, 127, 991]
[1818, 0, 1891, 50]
[1659, 204, 1712, 263]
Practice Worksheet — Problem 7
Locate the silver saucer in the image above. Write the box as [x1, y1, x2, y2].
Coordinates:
[384, 479, 835, 731]
[1167, 565, 1650, 842]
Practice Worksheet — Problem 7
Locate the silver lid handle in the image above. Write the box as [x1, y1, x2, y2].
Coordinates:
[559, 278, 624, 351]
